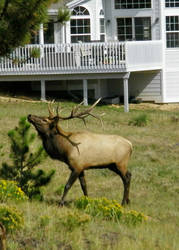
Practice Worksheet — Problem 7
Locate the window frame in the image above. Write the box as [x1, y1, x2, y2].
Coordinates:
[114, 0, 152, 9]
[166, 16, 179, 48]
[70, 6, 91, 43]
[44, 21, 55, 44]
[116, 17, 152, 41]
[99, 9, 106, 42]
[165, 0, 179, 8]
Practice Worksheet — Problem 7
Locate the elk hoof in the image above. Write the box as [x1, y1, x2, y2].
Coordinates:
[122, 198, 130, 206]
[126, 198, 130, 204]
[58, 200, 65, 207]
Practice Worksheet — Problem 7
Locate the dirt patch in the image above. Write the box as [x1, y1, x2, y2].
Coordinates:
[0, 95, 179, 111]
[0, 95, 43, 103]
[111, 103, 179, 111]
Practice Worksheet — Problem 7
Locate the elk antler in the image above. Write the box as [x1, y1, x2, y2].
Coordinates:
[51, 98, 102, 154]
[48, 101, 55, 119]
[57, 98, 102, 126]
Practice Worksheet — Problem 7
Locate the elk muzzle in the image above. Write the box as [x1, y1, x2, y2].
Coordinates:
[28, 114, 47, 134]
[28, 114, 40, 124]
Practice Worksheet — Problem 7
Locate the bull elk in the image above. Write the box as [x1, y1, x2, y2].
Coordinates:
[28, 99, 132, 206]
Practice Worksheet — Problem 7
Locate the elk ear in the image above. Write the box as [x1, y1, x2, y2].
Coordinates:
[50, 116, 59, 129]
[54, 116, 59, 123]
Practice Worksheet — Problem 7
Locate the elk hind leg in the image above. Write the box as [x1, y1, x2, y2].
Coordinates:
[79, 171, 88, 196]
[110, 163, 131, 206]
[60, 170, 79, 206]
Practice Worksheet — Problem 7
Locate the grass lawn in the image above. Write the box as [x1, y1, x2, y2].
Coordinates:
[0, 98, 178, 249]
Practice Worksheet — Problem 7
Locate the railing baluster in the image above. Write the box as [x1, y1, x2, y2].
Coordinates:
[0, 41, 163, 75]
[99, 43, 103, 67]
[46, 45, 49, 69]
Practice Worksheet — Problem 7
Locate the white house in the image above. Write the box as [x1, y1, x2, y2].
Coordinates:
[0, 0, 179, 111]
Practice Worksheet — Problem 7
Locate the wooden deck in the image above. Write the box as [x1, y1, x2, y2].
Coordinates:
[0, 41, 163, 77]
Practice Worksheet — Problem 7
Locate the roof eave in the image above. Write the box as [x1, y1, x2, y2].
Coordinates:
[67, 0, 89, 9]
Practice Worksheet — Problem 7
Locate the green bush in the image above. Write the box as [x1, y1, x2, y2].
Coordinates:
[0, 205, 24, 232]
[128, 113, 149, 127]
[55, 184, 65, 196]
[0, 180, 28, 202]
[75, 197, 148, 225]
[39, 215, 51, 228]
[59, 210, 91, 231]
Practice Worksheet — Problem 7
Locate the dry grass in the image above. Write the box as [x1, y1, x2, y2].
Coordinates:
[0, 97, 179, 249]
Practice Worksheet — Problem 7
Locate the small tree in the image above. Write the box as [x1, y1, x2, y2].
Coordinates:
[0, 0, 71, 57]
[0, 117, 55, 200]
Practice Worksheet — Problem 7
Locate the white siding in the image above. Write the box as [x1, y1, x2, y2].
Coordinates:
[104, 71, 161, 102]
[165, 73, 179, 101]
[153, 0, 161, 40]
[106, 71, 162, 102]
[165, 50, 179, 71]
[165, 50, 179, 101]
[129, 71, 162, 101]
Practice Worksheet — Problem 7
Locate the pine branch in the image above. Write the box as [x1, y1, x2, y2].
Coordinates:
[0, 0, 11, 21]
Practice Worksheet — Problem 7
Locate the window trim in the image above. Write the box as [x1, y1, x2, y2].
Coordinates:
[166, 16, 179, 48]
[114, 0, 152, 10]
[116, 16, 152, 41]
[165, 0, 179, 8]
[44, 21, 55, 44]
[70, 6, 91, 43]
[72, 6, 90, 16]
[99, 18, 106, 42]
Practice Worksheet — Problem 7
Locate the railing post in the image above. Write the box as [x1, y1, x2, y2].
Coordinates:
[83, 79, 88, 106]
[123, 72, 130, 112]
[39, 24, 44, 45]
[41, 80, 46, 101]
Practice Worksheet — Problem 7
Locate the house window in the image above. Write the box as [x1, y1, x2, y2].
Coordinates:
[44, 21, 54, 44]
[72, 6, 90, 15]
[115, 0, 151, 9]
[99, 10, 105, 42]
[100, 18, 105, 42]
[71, 6, 91, 43]
[100, 9, 105, 15]
[166, 16, 179, 48]
[165, 0, 179, 7]
[117, 18, 132, 41]
[31, 33, 39, 44]
[117, 17, 151, 41]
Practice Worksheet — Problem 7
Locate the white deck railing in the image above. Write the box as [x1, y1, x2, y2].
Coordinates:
[126, 41, 163, 71]
[0, 41, 163, 75]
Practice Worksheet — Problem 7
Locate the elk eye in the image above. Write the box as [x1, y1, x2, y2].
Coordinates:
[43, 118, 49, 123]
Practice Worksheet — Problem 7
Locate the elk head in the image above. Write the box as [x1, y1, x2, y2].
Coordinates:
[28, 98, 102, 142]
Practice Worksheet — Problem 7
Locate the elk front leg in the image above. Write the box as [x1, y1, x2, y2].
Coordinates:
[59, 170, 79, 206]
[79, 171, 88, 196]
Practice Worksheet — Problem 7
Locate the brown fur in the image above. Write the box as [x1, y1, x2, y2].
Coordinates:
[28, 109, 132, 206]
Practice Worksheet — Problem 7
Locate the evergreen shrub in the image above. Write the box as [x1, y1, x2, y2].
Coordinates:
[0, 117, 55, 200]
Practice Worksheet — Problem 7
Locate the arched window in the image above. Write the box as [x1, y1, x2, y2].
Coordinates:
[70, 6, 91, 43]
[99, 9, 104, 15]
[99, 10, 105, 42]
[72, 6, 90, 16]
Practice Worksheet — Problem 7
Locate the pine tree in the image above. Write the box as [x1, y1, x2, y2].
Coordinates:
[0, 117, 55, 200]
[0, 0, 70, 57]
